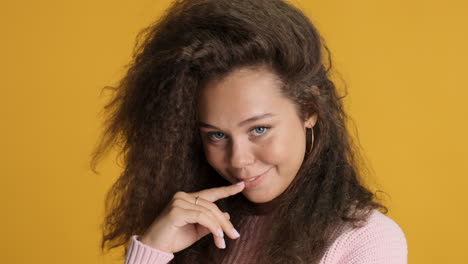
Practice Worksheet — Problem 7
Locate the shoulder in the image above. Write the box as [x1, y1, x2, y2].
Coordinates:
[320, 209, 408, 264]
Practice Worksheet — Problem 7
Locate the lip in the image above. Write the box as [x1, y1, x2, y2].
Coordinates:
[238, 168, 272, 181]
[239, 167, 272, 189]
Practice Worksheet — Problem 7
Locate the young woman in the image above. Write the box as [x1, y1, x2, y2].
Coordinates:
[92, 0, 407, 263]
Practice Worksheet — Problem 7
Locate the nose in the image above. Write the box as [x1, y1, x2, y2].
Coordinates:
[229, 139, 255, 169]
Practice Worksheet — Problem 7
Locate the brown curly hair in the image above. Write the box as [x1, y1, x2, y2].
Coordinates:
[91, 0, 387, 263]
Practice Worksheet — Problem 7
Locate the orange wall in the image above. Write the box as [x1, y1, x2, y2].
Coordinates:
[1, 0, 467, 263]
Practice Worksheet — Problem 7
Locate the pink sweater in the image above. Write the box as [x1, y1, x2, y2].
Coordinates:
[124, 209, 407, 263]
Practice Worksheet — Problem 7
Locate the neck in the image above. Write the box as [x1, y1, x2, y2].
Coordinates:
[253, 195, 282, 215]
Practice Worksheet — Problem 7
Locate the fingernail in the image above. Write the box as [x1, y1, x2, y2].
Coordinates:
[220, 238, 226, 249]
[217, 229, 224, 237]
[232, 228, 240, 238]
[236, 181, 244, 186]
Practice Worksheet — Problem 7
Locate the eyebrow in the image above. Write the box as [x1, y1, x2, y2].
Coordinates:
[198, 113, 277, 129]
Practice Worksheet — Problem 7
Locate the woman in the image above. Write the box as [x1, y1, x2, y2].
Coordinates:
[92, 0, 407, 263]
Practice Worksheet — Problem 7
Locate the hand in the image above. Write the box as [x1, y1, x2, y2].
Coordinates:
[139, 181, 245, 254]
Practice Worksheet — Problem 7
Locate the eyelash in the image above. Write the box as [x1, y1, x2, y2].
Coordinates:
[206, 126, 271, 142]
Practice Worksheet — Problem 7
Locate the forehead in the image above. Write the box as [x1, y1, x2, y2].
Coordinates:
[197, 67, 292, 125]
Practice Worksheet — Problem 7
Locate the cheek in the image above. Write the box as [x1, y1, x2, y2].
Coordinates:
[259, 128, 306, 171]
[203, 144, 225, 168]
[203, 145, 234, 182]
[257, 135, 287, 165]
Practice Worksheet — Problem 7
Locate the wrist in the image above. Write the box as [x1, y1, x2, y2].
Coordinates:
[139, 235, 173, 254]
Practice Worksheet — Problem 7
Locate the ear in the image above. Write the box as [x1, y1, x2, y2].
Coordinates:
[304, 113, 318, 128]
[311, 85, 320, 96]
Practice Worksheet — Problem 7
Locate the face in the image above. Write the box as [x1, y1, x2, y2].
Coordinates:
[197, 66, 317, 203]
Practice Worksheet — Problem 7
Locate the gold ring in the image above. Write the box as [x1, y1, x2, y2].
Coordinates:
[194, 196, 199, 205]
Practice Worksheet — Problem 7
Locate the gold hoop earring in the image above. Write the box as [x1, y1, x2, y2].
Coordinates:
[307, 127, 314, 153]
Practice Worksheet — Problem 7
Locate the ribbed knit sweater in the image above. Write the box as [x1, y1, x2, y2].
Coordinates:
[124, 209, 407, 263]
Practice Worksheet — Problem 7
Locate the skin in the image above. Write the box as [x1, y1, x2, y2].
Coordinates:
[140, 66, 318, 253]
[141, 183, 246, 252]
[198, 66, 317, 203]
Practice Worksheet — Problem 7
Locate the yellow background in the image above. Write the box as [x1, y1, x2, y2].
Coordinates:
[1, 0, 467, 263]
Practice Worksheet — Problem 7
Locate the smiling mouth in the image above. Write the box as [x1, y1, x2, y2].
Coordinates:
[244, 176, 258, 182]
[236, 167, 272, 183]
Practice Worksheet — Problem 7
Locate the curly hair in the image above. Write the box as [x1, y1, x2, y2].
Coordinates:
[91, 0, 387, 263]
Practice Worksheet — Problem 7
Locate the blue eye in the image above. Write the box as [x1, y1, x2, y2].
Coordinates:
[251, 126, 269, 136]
[208, 132, 225, 141]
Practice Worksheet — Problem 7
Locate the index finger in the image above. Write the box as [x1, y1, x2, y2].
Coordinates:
[190, 182, 245, 202]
